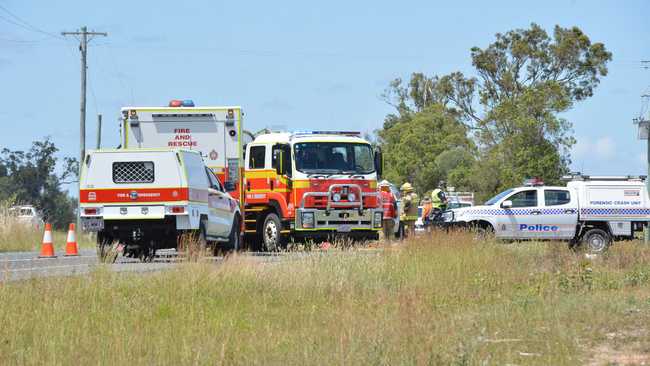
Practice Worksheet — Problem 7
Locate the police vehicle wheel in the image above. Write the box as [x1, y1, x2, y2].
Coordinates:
[262, 213, 284, 252]
[472, 224, 494, 241]
[581, 228, 611, 253]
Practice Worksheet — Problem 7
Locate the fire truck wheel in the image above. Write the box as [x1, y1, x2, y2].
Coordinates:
[580, 228, 611, 253]
[262, 213, 285, 252]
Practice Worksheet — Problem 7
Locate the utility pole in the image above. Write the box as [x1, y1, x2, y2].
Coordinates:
[62, 27, 107, 228]
[61, 26, 107, 172]
[635, 95, 650, 244]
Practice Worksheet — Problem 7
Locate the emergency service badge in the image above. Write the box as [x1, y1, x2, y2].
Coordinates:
[88, 192, 97, 201]
[209, 150, 218, 160]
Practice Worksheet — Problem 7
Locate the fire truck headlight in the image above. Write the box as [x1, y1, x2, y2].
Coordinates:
[348, 192, 356, 202]
[373, 211, 383, 228]
[332, 193, 341, 202]
[302, 212, 315, 228]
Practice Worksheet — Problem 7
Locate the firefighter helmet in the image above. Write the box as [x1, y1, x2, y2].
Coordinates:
[400, 182, 414, 192]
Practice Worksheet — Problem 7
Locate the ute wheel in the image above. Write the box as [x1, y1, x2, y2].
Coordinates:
[139, 245, 155, 263]
[262, 213, 285, 252]
[229, 215, 241, 251]
[196, 219, 208, 254]
[96, 232, 118, 264]
[580, 228, 611, 254]
[216, 215, 241, 255]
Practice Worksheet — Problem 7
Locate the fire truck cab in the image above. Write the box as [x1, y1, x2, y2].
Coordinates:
[243, 131, 384, 250]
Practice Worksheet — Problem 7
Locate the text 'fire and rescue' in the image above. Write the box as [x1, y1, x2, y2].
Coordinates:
[168, 128, 197, 147]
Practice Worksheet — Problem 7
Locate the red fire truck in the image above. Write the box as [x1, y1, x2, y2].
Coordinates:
[242, 131, 384, 250]
[120, 102, 384, 250]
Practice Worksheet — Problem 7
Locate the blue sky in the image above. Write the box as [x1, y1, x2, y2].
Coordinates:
[1, 0, 649, 188]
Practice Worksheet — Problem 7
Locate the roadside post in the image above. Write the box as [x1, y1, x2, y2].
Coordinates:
[634, 117, 650, 244]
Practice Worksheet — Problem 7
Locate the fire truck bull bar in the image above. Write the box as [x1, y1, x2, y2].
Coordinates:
[299, 184, 379, 212]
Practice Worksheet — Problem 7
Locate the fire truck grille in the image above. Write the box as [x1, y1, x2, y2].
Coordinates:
[112, 161, 155, 184]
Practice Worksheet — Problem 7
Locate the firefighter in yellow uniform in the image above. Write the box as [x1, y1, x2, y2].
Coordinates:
[400, 182, 419, 239]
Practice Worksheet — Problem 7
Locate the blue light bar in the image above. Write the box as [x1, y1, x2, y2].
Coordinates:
[181, 100, 195, 107]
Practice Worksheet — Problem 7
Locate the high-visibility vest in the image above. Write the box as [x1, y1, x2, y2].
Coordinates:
[380, 190, 396, 219]
[431, 188, 444, 209]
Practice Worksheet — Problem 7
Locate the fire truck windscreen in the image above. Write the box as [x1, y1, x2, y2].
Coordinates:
[294, 142, 375, 175]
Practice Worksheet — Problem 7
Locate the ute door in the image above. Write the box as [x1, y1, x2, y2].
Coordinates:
[206, 168, 231, 238]
[539, 188, 578, 239]
[500, 189, 542, 239]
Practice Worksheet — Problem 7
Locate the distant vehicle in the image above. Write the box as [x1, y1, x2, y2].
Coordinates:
[446, 190, 475, 207]
[8, 205, 43, 229]
[79, 149, 241, 261]
[447, 199, 472, 210]
[444, 175, 650, 253]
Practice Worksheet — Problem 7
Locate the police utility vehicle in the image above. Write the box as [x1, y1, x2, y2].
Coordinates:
[443, 175, 650, 252]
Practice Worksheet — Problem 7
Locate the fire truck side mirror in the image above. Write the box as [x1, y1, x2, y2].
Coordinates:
[374, 148, 383, 177]
[275, 150, 285, 176]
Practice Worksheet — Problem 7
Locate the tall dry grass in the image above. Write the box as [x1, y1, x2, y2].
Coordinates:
[1, 231, 650, 364]
[0, 202, 94, 253]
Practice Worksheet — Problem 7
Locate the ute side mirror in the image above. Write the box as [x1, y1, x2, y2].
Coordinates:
[374, 147, 383, 177]
[224, 181, 236, 192]
[501, 200, 513, 209]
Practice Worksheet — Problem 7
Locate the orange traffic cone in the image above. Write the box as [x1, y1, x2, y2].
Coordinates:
[64, 223, 79, 257]
[38, 223, 56, 258]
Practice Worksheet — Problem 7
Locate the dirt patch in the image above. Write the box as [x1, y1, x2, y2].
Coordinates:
[587, 329, 650, 365]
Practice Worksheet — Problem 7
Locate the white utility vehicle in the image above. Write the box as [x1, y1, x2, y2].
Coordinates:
[444, 175, 650, 252]
[8, 205, 44, 229]
[79, 149, 241, 261]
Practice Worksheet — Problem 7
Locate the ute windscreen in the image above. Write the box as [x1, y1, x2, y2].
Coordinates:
[112, 161, 155, 184]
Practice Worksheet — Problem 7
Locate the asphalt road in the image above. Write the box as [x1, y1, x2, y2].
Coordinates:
[0, 247, 383, 282]
[0, 249, 182, 282]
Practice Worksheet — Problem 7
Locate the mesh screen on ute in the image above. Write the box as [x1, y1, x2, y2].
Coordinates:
[112, 161, 155, 184]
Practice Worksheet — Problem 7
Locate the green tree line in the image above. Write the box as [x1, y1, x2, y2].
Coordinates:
[377, 23, 612, 202]
[0, 138, 78, 229]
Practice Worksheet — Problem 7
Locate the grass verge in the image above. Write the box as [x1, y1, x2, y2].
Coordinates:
[0, 222, 95, 253]
[1, 231, 650, 364]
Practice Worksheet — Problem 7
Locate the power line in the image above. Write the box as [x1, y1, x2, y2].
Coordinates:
[0, 4, 62, 40]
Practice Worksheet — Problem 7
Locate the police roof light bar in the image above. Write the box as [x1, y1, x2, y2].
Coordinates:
[523, 177, 544, 187]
